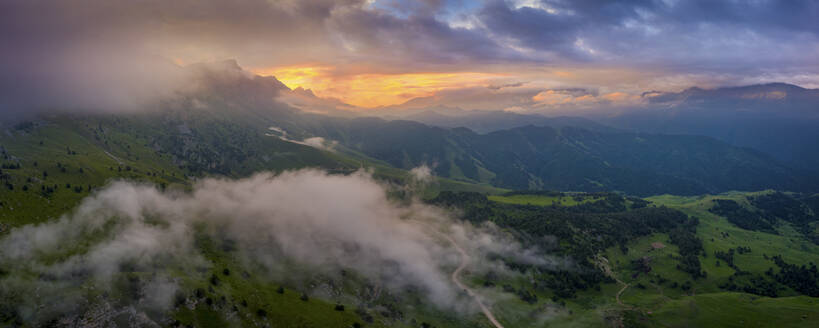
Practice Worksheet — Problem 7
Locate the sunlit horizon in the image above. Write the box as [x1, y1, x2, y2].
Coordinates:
[253, 65, 507, 108]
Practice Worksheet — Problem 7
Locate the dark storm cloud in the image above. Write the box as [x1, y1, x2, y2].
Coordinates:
[327, 8, 517, 68]
[663, 0, 818, 33]
[477, 0, 819, 72]
[477, 0, 661, 59]
[478, 1, 583, 57]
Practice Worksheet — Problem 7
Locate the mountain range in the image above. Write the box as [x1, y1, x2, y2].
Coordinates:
[2, 61, 819, 328]
[277, 72, 819, 179]
[605, 83, 819, 171]
[3, 62, 817, 197]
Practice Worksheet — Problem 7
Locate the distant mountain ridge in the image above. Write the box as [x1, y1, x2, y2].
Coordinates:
[605, 83, 819, 172]
[293, 115, 813, 196]
[7, 61, 811, 197]
[399, 109, 621, 134]
[643, 82, 819, 118]
[162, 65, 819, 196]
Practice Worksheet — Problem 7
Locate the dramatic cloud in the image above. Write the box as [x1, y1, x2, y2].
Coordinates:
[0, 169, 558, 325]
[1, 0, 816, 113]
[0, 0, 509, 114]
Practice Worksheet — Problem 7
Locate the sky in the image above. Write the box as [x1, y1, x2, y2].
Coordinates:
[1, 0, 818, 113]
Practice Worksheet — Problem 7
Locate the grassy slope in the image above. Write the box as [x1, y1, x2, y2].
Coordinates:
[164, 221, 496, 328]
[0, 118, 188, 227]
[487, 194, 601, 207]
[0, 116, 508, 327]
[646, 293, 818, 328]
[476, 191, 818, 327]
[647, 192, 819, 278]
[446, 192, 625, 327]
[170, 233, 380, 328]
[170, 187, 813, 328]
[600, 191, 819, 327]
[0, 116, 503, 227]
[3, 116, 817, 327]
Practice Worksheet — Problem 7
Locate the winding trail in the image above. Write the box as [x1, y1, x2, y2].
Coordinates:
[103, 150, 124, 165]
[595, 255, 631, 308]
[615, 281, 630, 307]
[441, 233, 505, 328]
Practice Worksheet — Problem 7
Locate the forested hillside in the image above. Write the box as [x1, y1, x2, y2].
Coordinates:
[295, 116, 812, 195]
[1, 112, 817, 328]
[428, 190, 819, 326]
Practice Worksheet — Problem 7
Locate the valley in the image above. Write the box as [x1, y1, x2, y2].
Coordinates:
[1, 101, 817, 327]
[2, 2, 819, 325]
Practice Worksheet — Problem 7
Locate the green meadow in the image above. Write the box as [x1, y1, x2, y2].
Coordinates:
[488, 193, 601, 207]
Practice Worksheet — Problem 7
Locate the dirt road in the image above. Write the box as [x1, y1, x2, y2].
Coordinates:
[595, 255, 630, 307]
[442, 233, 505, 328]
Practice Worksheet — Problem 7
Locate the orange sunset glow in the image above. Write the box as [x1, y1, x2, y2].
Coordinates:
[254, 66, 504, 107]
[3, 2, 819, 327]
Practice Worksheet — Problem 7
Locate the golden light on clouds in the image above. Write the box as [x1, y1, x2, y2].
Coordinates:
[532, 90, 592, 105]
[601, 92, 634, 102]
[531, 90, 641, 108]
[253, 65, 503, 107]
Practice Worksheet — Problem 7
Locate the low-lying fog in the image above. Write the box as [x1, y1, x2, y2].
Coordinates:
[0, 168, 566, 325]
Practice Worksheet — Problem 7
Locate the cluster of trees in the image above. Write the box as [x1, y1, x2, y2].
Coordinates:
[751, 193, 814, 226]
[719, 271, 780, 297]
[432, 191, 690, 254]
[536, 269, 609, 299]
[714, 246, 751, 270]
[564, 193, 629, 213]
[709, 199, 776, 233]
[751, 193, 818, 244]
[771, 255, 819, 297]
[735, 246, 752, 254]
[709, 193, 819, 245]
[430, 191, 701, 297]
[500, 284, 539, 304]
[669, 217, 706, 278]
[0, 168, 13, 191]
[493, 259, 610, 301]
[716, 254, 818, 298]
[715, 250, 736, 269]
[631, 257, 652, 273]
[627, 197, 650, 209]
[0, 163, 21, 170]
[0, 146, 12, 163]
